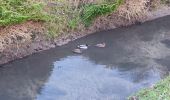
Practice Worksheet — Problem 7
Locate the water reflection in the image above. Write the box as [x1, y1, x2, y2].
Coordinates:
[36, 56, 161, 100]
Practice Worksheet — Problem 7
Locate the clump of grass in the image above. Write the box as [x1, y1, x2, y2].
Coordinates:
[129, 76, 170, 100]
[81, 0, 124, 26]
[68, 16, 80, 30]
[0, 0, 49, 26]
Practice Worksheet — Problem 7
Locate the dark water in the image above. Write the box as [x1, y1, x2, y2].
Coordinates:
[1, 16, 170, 100]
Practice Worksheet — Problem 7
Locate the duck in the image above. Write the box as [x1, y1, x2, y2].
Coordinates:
[95, 43, 106, 48]
[72, 49, 82, 54]
[77, 44, 88, 49]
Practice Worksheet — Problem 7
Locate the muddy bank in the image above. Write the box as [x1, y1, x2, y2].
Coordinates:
[0, 6, 170, 65]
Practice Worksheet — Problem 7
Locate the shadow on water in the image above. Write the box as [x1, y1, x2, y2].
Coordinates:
[1, 15, 170, 100]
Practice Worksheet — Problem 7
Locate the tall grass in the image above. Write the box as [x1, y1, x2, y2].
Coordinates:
[0, 0, 49, 26]
[81, 0, 124, 26]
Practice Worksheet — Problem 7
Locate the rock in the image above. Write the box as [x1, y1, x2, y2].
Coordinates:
[73, 49, 82, 54]
[95, 43, 106, 48]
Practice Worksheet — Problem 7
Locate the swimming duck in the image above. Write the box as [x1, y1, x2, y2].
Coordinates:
[95, 43, 106, 48]
[77, 44, 88, 49]
[73, 49, 82, 54]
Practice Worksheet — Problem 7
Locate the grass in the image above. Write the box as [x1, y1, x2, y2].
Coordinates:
[0, 0, 75, 37]
[0, 0, 126, 36]
[81, 0, 124, 26]
[129, 76, 170, 100]
[0, 0, 165, 37]
[0, 0, 49, 26]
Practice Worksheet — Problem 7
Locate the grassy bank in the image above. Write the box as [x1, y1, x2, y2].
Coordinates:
[1, 0, 168, 36]
[1, 0, 169, 36]
[0, 0, 124, 37]
[129, 76, 170, 100]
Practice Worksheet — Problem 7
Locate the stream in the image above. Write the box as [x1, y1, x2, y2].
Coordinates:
[0, 16, 170, 100]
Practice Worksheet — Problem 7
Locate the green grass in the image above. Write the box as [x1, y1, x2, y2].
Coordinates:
[130, 76, 170, 100]
[0, 0, 49, 26]
[81, 0, 124, 26]
[0, 0, 124, 36]
[68, 16, 80, 30]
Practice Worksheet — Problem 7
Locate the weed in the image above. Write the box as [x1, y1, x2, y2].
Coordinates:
[81, 0, 124, 26]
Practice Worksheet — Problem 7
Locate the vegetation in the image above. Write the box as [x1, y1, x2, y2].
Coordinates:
[0, 0, 169, 37]
[80, 0, 123, 26]
[0, 0, 49, 26]
[0, 0, 124, 37]
[130, 76, 170, 100]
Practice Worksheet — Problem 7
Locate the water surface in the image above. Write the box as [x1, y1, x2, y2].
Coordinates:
[1, 16, 170, 100]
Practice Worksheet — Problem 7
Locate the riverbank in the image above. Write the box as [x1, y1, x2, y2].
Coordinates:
[0, 1, 170, 65]
[129, 76, 170, 100]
